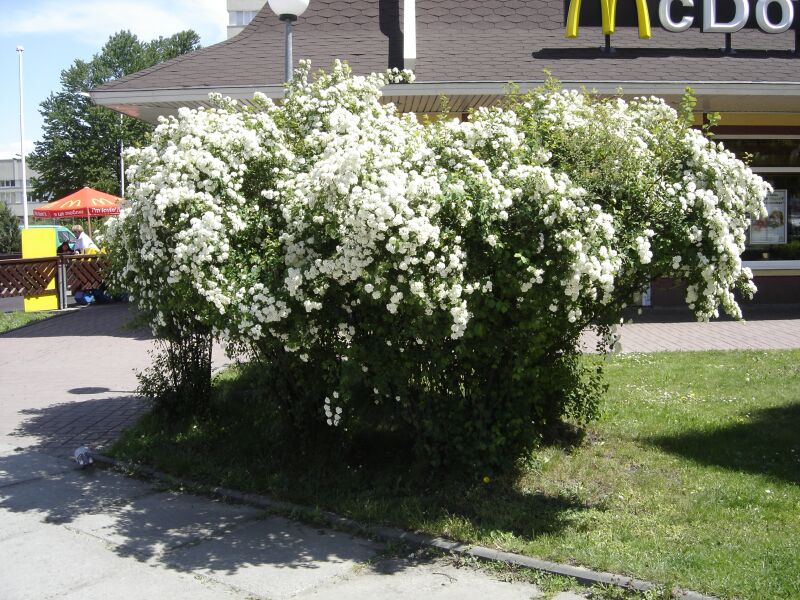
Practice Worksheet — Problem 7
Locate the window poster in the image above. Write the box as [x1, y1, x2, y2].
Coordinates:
[750, 189, 787, 245]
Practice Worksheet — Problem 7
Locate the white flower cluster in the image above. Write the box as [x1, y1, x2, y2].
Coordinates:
[427, 102, 626, 324]
[324, 394, 343, 426]
[531, 90, 768, 322]
[674, 130, 770, 320]
[107, 93, 291, 334]
[231, 61, 471, 344]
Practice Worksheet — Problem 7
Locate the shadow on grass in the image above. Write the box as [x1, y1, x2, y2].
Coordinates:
[647, 402, 800, 484]
[109, 409, 594, 547]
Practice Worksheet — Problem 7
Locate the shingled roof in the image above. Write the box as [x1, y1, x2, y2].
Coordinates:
[92, 0, 800, 121]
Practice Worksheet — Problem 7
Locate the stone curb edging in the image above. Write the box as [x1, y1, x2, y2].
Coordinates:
[92, 454, 715, 600]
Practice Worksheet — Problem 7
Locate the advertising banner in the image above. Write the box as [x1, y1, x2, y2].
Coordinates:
[564, 0, 798, 38]
[750, 189, 787, 245]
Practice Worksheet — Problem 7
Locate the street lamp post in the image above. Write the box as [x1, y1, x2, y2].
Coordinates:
[119, 114, 125, 199]
[16, 46, 28, 229]
[267, 0, 310, 82]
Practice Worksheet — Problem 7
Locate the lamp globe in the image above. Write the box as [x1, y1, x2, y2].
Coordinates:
[267, 0, 309, 20]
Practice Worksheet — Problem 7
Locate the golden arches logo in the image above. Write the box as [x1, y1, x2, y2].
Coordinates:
[90, 198, 115, 207]
[61, 199, 82, 208]
[566, 0, 652, 39]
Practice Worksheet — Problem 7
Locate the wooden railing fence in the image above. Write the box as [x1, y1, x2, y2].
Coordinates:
[0, 257, 58, 298]
[64, 254, 109, 293]
[0, 255, 110, 308]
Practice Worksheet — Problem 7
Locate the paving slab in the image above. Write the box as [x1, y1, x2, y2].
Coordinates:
[0, 462, 156, 523]
[57, 566, 244, 600]
[296, 556, 544, 599]
[164, 514, 382, 599]
[0, 455, 549, 600]
[66, 490, 264, 561]
[0, 525, 123, 600]
[0, 509, 41, 543]
[0, 447, 74, 488]
[0, 516, 242, 600]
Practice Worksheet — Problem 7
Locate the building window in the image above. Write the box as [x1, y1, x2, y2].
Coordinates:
[0, 191, 21, 205]
[723, 139, 800, 260]
[742, 173, 800, 260]
[721, 138, 800, 169]
[229, 10, 258, 27]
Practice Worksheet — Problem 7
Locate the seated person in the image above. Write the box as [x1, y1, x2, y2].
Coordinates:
[71, 225, 99, 254]
[57, 240, 74, 254]
[73, 288, 94, 306]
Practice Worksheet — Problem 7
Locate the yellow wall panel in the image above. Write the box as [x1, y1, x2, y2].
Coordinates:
[21, 228, 58, 312]
[718, 113, 800, 127]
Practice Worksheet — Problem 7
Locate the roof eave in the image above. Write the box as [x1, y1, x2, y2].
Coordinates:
[91, 80, 800, 123]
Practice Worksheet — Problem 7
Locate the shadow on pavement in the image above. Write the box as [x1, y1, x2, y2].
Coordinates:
[647, 402, 800, 484]
[69, 387, 113, 394]
[0, 449, 380, 577]
[7, 394, 593, 570]
[12, 396, 147, 459]
[1, 374, 386, 581]
[1, 398, 393, 579]
[0, 303, 152, 340]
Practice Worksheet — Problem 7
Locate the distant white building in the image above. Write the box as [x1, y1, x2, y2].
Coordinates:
[0, 158, 44, 221]
[227, 0, 265, 38]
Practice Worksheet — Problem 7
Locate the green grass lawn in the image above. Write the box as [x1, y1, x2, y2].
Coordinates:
[0, 310, 53, 333]
[109, 350, 800, 599]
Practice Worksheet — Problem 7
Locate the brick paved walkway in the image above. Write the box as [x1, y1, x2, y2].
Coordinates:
[595, 305, 800, 353]
[0, 304, 237, 458]
[616, 318, 800, 352]
[0, 304, 152, 457]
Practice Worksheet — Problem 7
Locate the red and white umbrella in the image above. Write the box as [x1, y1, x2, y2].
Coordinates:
[33, 187, 121, 237]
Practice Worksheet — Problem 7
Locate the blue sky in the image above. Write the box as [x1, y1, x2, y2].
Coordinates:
[0, 0, 229, 159]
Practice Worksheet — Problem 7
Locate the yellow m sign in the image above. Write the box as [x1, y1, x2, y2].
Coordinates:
[566, 0, 652, 39]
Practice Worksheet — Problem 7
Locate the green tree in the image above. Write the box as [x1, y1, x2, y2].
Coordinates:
[29, 30, 200, 200]
[0, 202, 21, 254]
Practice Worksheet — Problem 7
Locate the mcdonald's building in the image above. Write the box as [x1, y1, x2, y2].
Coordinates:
[91, 0, 800, 307]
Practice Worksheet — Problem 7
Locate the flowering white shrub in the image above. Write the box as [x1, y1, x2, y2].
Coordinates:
[517, 89, 769, 322]
[105, 93, 290, 336]
[106, 63, 768, 467]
